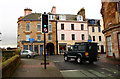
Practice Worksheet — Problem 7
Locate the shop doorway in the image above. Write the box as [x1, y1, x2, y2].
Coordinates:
[47, 43, 54, 55]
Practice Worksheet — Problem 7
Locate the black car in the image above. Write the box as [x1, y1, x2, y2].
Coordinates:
[64, 42, 98, 63]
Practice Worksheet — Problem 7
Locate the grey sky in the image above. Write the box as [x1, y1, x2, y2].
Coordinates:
[0, 0, 102, 48]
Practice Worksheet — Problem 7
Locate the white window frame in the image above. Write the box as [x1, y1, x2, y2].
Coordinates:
[77, 15, 83, 21]
[37, 23, 41, 31]
[26, 23, 30, 31]
[49, 23, 52, 32]
[26, 34, 30, 41]
[107, 36, 113, 56]
[48, 34, 52, 41]
[59, 15, 66, 20]
[49, 15, 55, 20]
[37, 34, 41, 41]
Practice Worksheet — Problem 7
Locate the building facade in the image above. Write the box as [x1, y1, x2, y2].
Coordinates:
[101, 1, 120, 59]
[17, 8, 57, 55]
[87, 19, 105, 53]
[49, 7, 88, 54]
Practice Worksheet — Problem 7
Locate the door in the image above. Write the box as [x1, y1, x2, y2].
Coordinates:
[34, 45, 39, 53]
[40, 45, 43, 55]
[101, 45, 104, 53]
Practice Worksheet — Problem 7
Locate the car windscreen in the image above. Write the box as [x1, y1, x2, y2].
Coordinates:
[22, 51, 28, 53]
[73, 45, 85, 51]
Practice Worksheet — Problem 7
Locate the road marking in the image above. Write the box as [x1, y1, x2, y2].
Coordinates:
[60, 70, 79, 72]
[60, 70, 86, 77]
[80, 70, 96, 77]
[101, 68, 119, 74]
[53, 61, 60, 63]
[88, 70, 107, 77]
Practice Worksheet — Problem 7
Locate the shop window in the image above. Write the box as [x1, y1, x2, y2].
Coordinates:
[23, 45, 28, 50]
[107, 36, 113, 56]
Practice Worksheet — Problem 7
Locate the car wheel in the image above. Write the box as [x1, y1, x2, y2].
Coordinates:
[64, 56, 69, 61]
[77, 57, 81, 63]
[27, 55, 31, 58]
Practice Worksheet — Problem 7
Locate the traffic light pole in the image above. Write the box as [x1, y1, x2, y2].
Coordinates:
[44, 32, 46, 69]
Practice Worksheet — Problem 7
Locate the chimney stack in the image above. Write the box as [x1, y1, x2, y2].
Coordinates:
[24, 8, 32, 16]
[51, 6, 56, 14]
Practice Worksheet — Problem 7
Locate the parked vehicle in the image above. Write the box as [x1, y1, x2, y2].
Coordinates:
[20, 50, 37, 58]
[64, 42, 98, 63]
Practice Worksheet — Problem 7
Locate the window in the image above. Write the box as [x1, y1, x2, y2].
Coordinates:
[118, 2, 120, 22]
[61, 24, 64, 30]
[26, 34, 30, 41]
[37, 23, 41, 31]
[82, 34, 85, 40]
[26, 23, 30, 31]
[92, 27, 94, 32]
[61, 34, 65, 40]
[93, 36, 95, 41]
[23, 45, 28, 50]
[37, 34, 41, 41]
[107, 36, 112, 56]
[18, 35, 20, 42]
[98, 27, 101, 32]
[99, 36, 101, 41]
[72, 34, 75, 40]
[49, 23, 52, 31]
[71, 24, 74, 30]
[49, 15, 55, 20]
[81, 24, 84, 30]
[29, 45, 33, 52]
[48, 34, 52, 40]
[118, 34, 120, 53]
[77, 15, 83, 21]
[59, 15, 66, 20]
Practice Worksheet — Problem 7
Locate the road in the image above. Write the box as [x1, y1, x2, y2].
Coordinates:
[47, 54, 120, 78]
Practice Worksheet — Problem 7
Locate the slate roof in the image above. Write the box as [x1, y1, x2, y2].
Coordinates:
[19, 13, 85, 22]
[21, 13, 41, 20]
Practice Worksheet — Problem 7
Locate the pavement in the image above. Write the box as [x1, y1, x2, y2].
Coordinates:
[98, 54, 120, 66]
[11, 57, 63, 78]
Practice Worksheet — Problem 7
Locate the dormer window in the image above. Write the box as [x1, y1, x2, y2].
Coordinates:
[77, 15, 83, 21]
[49, 15, 55, 20]
[59, 15, 66, 20]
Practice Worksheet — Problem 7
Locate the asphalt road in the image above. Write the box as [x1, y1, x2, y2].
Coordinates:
[48, 54, 120, 78]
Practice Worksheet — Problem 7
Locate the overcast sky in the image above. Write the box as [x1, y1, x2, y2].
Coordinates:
[0, 0, 102, 48]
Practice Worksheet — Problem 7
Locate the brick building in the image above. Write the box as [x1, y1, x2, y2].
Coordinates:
[17, 8, 57, 55]
[101, 1, 120, 59]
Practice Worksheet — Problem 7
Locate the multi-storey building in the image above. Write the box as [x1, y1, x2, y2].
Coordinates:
[17, 8, 57, 55]
[87, 19, 105, 53]
[50, 7, 88, 54]
[101, 1, 120, 59]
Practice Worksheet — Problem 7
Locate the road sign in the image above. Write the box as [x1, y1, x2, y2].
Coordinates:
[42, 14, 49, 33]
[88, 39, 92, 42]
[29, 38, 35, 43]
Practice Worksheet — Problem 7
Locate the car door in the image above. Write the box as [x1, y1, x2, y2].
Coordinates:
[21, 50, 28, 57]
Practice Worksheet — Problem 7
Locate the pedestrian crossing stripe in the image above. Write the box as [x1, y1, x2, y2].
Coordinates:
[101, 68, 120, 74]
[88, 70, 107, 77]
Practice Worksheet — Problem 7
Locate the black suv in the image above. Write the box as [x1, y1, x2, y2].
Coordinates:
[64, 42, 98, 63]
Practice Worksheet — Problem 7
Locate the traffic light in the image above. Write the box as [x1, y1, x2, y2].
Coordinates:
[42, 14, 49, 33]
